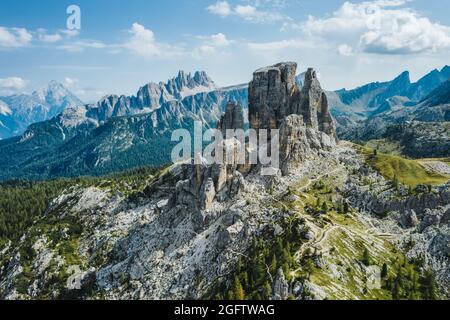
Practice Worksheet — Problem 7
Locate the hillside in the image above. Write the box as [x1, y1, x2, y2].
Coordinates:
[1, 63, 448, 301]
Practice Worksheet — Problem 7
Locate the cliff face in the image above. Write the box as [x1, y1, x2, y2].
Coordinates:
[1, 63, 449, 301]
[248, 62, 337, 175]
[248, 62, 297, 130]
[217, 101, 245, 135]
[248, 62, 337, 140]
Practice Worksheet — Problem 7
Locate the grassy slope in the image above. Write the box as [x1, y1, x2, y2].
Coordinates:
[365, 139, 403, 156]
[356, 145, 450, 187]
[280, 169, 439, 300]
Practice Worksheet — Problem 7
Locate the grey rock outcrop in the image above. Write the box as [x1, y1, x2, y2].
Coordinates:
[279, 115, 335, 174]
[248, 62, 337, 139]
[147, 158, 244, 215]
[248, 62, 337, 175]
[249, 62, 297, 130]
[217, 101, 245, 135]
[272, 268, 289, 300]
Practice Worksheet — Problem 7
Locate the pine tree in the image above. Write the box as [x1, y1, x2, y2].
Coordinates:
[362, 248, 371, 266]
[263, 281, 272, 300]
[343, 201, 349, 214]
[232, 276, 245, 300]
[393, 174, 399, 190]
[422, 269, 438, 300]
[321, 201, 328, 213]
[381, 263, 388, 278]
[269, 254, 277, 274]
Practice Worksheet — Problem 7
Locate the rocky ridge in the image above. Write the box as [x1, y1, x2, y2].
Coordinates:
[0, 63, 448, 300]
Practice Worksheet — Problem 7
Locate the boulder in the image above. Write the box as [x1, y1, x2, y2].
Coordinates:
[272, 268, 289, 300]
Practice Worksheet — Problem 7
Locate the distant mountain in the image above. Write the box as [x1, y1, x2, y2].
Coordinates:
[420, 79, 450, 107]
[339, 76, 450, 158]
[1, 65, 449, 180]
[329, 65, 450, 122]
[0, 81, 83, 139]
[0, 71, 247, 180]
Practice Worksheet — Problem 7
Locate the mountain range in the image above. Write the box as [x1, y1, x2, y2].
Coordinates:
[1, 62, 449, 301]
[0, 71, 247, 180]
[0, 81, 83, 140]
[0, 65, 449, 181]
[328, 65, 450, 119]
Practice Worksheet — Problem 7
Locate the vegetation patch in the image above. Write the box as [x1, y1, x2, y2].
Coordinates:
[356, 145, 449, 187]
[205, 214, 309, 300]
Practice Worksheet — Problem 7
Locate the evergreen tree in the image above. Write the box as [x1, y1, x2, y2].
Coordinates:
[269, 254, 277, 274]
[362, 248, 371, 266]
[232, 276, 245, 300]
[381, 263, 388, 278]
[343, 201, 349, 214]
[321, 201, 328, 213]
[263, 281, 272, 300]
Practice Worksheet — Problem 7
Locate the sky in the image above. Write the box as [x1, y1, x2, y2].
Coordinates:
[0, 0, 450, 102]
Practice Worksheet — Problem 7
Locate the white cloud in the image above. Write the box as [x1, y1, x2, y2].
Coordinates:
[197, 33, 232, 47]
[0, 77, 27, 95]
[60, 29, 80, 38]
[124, 23, 183, 58]
[193, 33, 233, 58]
[40, 33, 62, 43]
[64, 77, 78, 86]
[206, 1, 287, 23]
[0, 77, 27, 90]
[303, 0, 450, 54]
[207, 1, 232, 17]
[211, 33, 232, 46]
[338, 44, 354, 56]
[0, 27, 32, 48]
[37, 28, 79, 43]
[235, 5, 257, 18]
[58, 40, 106, 52]
[37, 29, 63, 43]
[247, 39, 318, 52]
[193, 45, 217, 58]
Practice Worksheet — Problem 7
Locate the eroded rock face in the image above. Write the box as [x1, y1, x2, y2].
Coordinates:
[249, 62, 298, 130]
[217, 101, 245, 135]
[272, 268, 289, 300]
[248, 62, 337, 140]
[147, 158, 244, 214]
[279, 114, 336, 174]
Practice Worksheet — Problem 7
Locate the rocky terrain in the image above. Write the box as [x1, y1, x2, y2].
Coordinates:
[329, 66, 450, 130]
[0, 73, 248, 180]
[1, 62, 448, 300]
[338, 76, 450, 157]
[1, 64, 449, 180]
[0, 81, 83, 140]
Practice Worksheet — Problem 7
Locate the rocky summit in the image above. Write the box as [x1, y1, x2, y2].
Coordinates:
[248, 62, 337, 175]
[0, 63, 449, 301]
[249, 62, 336, 138]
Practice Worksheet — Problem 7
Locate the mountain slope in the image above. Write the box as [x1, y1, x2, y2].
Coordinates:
[0, 75, 247, 180]
[0, 63, 447, 301]
[330, 66, 450, 131]
[0, 82, 83, 139]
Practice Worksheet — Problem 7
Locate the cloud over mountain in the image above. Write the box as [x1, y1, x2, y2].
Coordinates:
[304, 0, 450, 54]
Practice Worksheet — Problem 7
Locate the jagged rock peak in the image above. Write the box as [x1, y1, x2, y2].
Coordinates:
[248, 61, 337, 140]
[249, 62, 298, 130]
[172, 70, 216, 91]
[134, 70, 217, 111]
[217, 101, 244, 135]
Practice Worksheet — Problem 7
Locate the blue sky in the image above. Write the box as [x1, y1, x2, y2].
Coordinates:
[0, 0, 449, 102]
